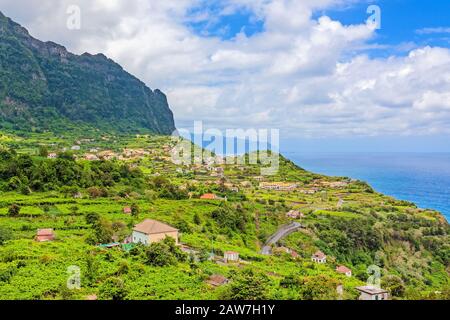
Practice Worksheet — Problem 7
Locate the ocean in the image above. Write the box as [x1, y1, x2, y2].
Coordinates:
[286, 152, 450, 221]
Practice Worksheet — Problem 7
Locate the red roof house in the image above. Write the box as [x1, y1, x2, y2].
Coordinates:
[36, 228, 55, 242]
[336, 265, 352, 277]
[200, 193, 218, 200]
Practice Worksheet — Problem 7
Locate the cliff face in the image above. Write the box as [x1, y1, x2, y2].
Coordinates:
[0, 11, 176, 134]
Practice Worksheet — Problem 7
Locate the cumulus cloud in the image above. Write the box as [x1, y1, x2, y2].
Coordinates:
[1, 0, 450, 138]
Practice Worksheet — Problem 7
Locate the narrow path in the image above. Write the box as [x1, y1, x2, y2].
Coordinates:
[261, 222, 303, 255]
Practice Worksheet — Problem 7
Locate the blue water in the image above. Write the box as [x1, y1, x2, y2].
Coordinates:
[286, 153, 450, 221]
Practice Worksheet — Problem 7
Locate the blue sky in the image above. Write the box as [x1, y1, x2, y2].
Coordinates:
[186, 2, 264, 39]
[318, 0, 450, 56]
[187, 0, 450, 54]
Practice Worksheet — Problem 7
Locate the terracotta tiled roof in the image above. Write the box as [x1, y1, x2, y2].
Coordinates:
[313, 250, 326, 259]
[200, 193, 217, 199]
[37, 228, 54, 236]
[133, 219, 178, 235]
[336, 265, 351, 273]
[123, 207, 132, 213]
[356, 286, 388, 295]
[207, 275, 229, 286]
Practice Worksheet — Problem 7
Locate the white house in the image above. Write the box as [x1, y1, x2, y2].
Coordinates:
[311, 251, 327, 263]
[286, 210, 303, 219]
[224, 251, 239, 262]
[132, 219, 179, 246]
[336, 265, 352, 277]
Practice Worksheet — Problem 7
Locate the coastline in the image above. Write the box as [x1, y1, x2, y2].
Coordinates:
[286, 152, 450, 222]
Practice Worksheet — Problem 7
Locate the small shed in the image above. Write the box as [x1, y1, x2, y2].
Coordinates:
[356, 286, 389, 300]
[206, 275, 229, 287]
[286, 210, 304, 219]
[36, 229, 55, 242]
[200, 193, 218, 200]
[311, 250, 327, 263]
[224, 251, 239, 262]
[336, 265, 352, 277]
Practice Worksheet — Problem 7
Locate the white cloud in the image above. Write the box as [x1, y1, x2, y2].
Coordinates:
[1, 0, 450, 138]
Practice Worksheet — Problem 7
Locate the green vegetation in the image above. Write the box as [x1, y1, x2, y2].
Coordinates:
[0, 11, 175, 135]
[0, 12, 447, 301]
[0, 132, 448, 300]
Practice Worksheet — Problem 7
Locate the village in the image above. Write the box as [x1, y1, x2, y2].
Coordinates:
[1, 133, 436, 301]
[35, 214, 388, 300]
[34, 144, 388, 302]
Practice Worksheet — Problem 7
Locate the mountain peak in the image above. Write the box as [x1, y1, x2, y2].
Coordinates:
[0, 12, 175, 134]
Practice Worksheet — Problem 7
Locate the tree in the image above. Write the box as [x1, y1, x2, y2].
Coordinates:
[98, 277, 128, 300]
[8, 204, 20, 217]
[85, 212, 101, 225]
[92, 218, 114, 244]
[7, 176, 22, 191]
[193, 213, 202, 225]
[131, 203, 140, 218]
[58, 151, 75, 161]
[85, 214, 114, 245]
[382, 275, 406, 298]
[60, 186, 79, 198]
[175, 218, 192, 234]
[280, 274, 302, 289]
[225, 268, 271, 300]
[0, 226, 13, 245]
[85, 253, 99, 285]
[300, 275, 339, 300]
[59, 283, 74, 300]
[87, 187, 103, 199]
[38, 145, 49, 157]
[211, 204, 249, 233]
[145, 237, 185, 267]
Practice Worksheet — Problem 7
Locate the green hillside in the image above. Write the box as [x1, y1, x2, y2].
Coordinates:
[0, 11, 175, 135]
[0, 132, 448, 300]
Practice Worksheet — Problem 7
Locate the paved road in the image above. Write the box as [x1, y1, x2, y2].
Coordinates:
[261, 222, 303, 255]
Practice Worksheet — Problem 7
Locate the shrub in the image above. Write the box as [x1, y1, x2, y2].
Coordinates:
[0, 226, 13, 245]
[145, 237, 185, 267]
[98, 277, 128, 300]
[224, 268, 271, 300]
[300, 275, 339, 300]
[8, 204, 20, 217]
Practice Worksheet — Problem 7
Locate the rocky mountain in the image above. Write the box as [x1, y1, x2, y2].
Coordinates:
[0, 11, 176, 134]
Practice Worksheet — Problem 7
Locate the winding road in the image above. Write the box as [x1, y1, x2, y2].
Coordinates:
[261, 222, 303, 255]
